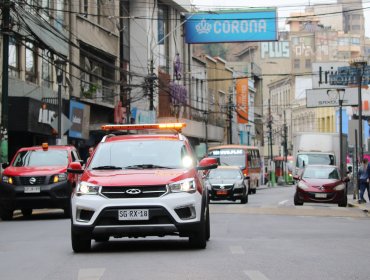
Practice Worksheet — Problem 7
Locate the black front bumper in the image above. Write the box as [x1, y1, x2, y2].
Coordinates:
[0, 181, 72, 210]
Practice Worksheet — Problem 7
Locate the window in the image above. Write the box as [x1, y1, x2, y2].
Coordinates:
[9, 37, 19, 78]
[158, 4, 169, 72]
[25, 42, 37, 83]
[42, 50, 52, 88]
[305, 59, 311, 68]
[294, 59, 300, 69]
[80, 44, 116, 103]
[80, 0, 88, 17]
[55, 0, 64, 30]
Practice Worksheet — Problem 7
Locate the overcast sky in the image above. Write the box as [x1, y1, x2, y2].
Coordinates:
[191, 0, 370, 37]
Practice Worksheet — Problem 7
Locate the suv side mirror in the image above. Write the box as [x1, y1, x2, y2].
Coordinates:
[196, 157, 218, 171]
[2, 162, 9, 169]
[67, 161, 84, 174]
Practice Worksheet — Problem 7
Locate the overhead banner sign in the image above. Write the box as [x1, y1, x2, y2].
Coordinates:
[312, 62, 370, 89]
[306, 89, 358, 108]
[185, 9, 277, 44]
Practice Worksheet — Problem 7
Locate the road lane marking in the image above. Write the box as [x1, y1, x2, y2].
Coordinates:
[244, 270, 270, 280]
[230, 245, 245, 254]
[278, 200, 289, 205]
[78, 268, 105, 280]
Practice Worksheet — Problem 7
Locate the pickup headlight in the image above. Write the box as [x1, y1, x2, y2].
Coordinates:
[169, 178, 196, 193]
[76, 182, 100, 196]
[2, 176, 14, 184]
[297, 181, 309, 190]
[52, 173, 68, 183]
[334, 184, 345, 191]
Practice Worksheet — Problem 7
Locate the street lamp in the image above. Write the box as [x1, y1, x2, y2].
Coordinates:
[54, 58, 66, 144]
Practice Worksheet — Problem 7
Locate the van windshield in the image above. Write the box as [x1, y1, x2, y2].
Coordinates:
[296, 154, 335, 168]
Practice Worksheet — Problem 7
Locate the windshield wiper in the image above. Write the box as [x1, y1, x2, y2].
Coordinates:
[92, 165, 122, 170]
[124, 164, 173, 169]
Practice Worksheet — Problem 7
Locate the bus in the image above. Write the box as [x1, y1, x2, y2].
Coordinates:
[273, 155, 294, 184]
[207, 145, 262, 194]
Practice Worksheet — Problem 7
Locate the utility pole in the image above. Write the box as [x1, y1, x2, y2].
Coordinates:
[1, 0, 11, 163]
[149, 59, 154, 111]
[268, 99, 275, 186]
[228, 94, 233, 144]
[283, 110, 288, 183]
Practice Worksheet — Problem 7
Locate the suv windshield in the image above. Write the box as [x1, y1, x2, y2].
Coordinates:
[13, 150, 69, 167]
[89, 140, 194, 169]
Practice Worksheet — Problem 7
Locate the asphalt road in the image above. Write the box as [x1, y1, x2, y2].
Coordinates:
[0, 185, 369, 280]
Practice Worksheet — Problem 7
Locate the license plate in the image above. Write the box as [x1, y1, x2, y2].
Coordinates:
[24, 186, 40, 193]
[118, 209, 149, 220]
[315, 193, 327, 198]
[217, 190, 228, 195]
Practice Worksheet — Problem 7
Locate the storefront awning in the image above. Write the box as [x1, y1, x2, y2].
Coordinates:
[16, 7, 68, 57]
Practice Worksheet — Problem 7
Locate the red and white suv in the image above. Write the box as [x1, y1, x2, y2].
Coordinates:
[68, 123, 217, 252]
[0, 143, 81, 220]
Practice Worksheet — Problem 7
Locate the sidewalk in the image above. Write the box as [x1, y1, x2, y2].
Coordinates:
[347, 195, 370, 212]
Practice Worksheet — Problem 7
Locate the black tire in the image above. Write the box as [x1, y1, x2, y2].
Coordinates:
[71, 228, 91, 252]
[63, 206, 71, 218]
[0, 206, 13, 221]
[240, 188, 248, 204]
[21, 208, 32, 217]
[294, 193, 304, 206]
[205, 204, 210, 241]
[338, 195, 347, 207]
[189, 204, 207, 249]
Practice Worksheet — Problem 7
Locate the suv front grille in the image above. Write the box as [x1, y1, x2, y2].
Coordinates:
[18, 176, 46, 186]
[101, 185, 168, 198]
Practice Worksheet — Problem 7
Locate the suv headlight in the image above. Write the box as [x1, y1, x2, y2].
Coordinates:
[76, 182, 100, 196]
[52, 173, 68, 183]
[169, 178, 196, 193]
[297, 181, 309, 190]
[2, 176, 14, 184]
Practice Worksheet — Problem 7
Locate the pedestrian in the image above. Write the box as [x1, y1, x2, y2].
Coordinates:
[358, 158, 370, 203]
[86, 146, 94, 165]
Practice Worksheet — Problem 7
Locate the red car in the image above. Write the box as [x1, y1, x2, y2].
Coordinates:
[0, 143, 82, 220]
[294, 165, 349, 207]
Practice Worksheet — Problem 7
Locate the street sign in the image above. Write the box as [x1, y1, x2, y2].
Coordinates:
[50, 113, 73, 135]
[306, 88, 358, 108]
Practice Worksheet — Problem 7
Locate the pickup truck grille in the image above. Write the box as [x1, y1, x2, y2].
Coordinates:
[18, 176, 46, 186]
[100, 185, 168, 198]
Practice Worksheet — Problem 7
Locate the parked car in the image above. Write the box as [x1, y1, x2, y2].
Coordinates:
[67, 123, 218, 252]
[293, 164, 349, 207]
[0, 143, 82, 220]
[205, 166, 249, 204]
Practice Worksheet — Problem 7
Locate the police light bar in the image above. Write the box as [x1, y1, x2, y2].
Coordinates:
[101, 123, 186, 132]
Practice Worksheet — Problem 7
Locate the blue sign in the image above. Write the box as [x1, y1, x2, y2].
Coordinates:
[69, 100, 85, 139]
[185, 10, 277, 44]
[329, 66, 370, 86]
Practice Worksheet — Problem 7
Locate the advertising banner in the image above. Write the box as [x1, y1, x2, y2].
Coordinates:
[236, 78, 249, 124]
[185, 10, 277, 44]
